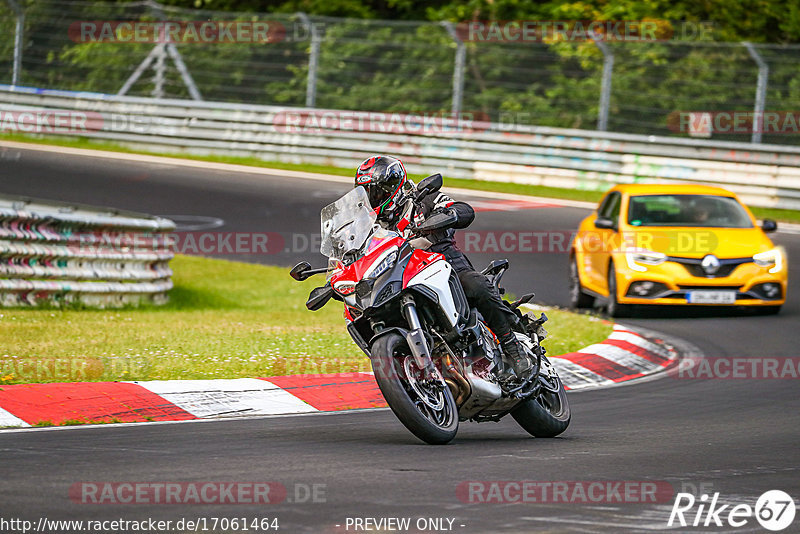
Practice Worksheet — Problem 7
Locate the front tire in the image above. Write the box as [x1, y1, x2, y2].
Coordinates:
[569, 255, 594, 309]
[512, 361, 571, 438]
[606, 263, 633, 318]
[371, 332, 458, 445]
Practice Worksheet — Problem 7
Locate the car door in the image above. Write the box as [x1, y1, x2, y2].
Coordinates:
[586, 191, 621, 292]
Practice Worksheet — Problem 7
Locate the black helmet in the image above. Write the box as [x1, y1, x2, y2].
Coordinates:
[354, 155, 409, 220]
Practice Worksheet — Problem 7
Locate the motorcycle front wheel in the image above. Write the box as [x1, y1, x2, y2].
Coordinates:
[371, 332, 458, 445]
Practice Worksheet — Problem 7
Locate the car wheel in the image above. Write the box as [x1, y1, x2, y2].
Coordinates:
[607, 263, 633, 318]
[569, 255, 594, 309]
[758, 305, 781, 315]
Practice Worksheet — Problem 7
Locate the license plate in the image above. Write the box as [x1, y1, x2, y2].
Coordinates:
[687, 290, 737, 304]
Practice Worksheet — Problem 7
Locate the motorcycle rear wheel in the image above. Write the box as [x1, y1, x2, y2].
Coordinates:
[371, 332, 458, 445]
[511, 363, 571, 438]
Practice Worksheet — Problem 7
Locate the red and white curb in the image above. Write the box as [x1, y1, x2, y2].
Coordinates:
[548, 323, 679, 390]
[0, 324, 678, 428]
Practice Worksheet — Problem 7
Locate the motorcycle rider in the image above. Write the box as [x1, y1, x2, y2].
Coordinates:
[354, 155, 532, 377]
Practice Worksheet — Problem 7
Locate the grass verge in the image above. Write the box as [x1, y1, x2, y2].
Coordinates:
[3, 132, 800, 223]
[0, 255, 612, 384]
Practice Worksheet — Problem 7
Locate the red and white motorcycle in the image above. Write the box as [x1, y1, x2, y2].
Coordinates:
[290, 175, 570, 444]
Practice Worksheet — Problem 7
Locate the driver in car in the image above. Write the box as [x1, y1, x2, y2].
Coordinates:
[354, 155, 532, 376]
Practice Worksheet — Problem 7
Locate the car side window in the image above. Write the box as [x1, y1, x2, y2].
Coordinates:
[597, 193, 613, 217]
[599, 192, 621, 223]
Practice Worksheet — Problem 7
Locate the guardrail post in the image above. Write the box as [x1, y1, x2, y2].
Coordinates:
[296, 13, 320, 108]
[6, 0, 24, 87]
[593, 35, 614, 131]
[743, 42, 769, 144]
[440, 22, 465, 117]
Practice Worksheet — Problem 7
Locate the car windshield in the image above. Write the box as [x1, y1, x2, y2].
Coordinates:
[320, 186, 377, 261]
[627, 194, 753, 228]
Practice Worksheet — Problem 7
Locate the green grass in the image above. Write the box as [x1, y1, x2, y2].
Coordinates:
[3, 132, 799, 223]
[32, 418, 127, 427]
[0, 255, 611, 384]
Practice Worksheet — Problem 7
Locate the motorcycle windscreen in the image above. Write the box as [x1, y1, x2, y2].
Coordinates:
[320, 186, 377, 261]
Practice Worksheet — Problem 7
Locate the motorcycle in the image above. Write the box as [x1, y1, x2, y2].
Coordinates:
[290, 174, 570, 444]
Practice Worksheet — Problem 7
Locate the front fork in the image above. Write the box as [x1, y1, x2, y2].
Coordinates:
[400, 295, 440, 380]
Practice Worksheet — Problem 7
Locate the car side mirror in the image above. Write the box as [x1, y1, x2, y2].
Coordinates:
[306, 284, 335, 311]
[594, 217, 616, 230]
[290, 261, 312, 281]
[416, 173, 442, 199]
[762, 219, 778, 233]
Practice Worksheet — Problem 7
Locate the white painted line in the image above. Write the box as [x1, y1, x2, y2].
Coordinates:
[0, 140, 593, 208]
[131, 378, 317, 418]
[0, 407, 390, 434]
[0, 407, 29, 428]
[0, 140, 353, 183]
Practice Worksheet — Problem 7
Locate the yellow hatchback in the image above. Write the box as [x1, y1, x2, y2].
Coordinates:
[569, 184, 787, 316]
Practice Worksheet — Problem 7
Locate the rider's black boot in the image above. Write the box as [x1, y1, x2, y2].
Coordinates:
[499, 331, 533, 377]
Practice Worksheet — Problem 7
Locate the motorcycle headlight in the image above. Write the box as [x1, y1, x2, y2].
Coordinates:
[625, 248, 667, 272]
[365, 249, 398, 279]
[753, 247, 785, 274]
[333, 281, 357, 295]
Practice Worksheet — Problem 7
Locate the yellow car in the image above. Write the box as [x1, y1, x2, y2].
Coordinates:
[569, 184, 787, 316]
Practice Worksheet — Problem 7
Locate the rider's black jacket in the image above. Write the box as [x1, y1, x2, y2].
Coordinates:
[400, 190, 475, 272]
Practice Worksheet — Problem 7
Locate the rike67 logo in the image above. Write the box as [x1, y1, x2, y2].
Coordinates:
[668, 490, 796, 531]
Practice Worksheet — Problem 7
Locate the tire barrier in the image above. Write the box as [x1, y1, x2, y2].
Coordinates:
[0, 195, 175, 307]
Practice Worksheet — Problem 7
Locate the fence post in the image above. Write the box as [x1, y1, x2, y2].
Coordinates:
[743, 42, 768, 144]
[296, 12, 320, 108]
[440, 22, 465, 117]
[594, 35, 614, 131]
[153, 44, 166, 99]
[6, 0, 23, 87]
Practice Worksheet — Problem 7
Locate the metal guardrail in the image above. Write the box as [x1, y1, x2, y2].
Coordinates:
[1, 86, 800, 210]
[0, 194, 175, 307]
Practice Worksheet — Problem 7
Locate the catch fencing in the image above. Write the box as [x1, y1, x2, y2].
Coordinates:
[1, 86, 799, 210]
[0, 194, 175, 306]
[2, 0, 800, 145]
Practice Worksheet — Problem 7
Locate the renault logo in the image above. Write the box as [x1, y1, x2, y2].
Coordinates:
[701, 254, 721, 275]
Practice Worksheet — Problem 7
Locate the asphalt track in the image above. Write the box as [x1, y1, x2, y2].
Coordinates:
[1, 144, 799, 533]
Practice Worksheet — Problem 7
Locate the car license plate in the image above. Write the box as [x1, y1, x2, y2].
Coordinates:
[687, 290, 737, 304]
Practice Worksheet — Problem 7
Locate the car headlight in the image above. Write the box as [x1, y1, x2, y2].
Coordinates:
[625, 248, 667, 272]
[753, 247, 785, 274]
[364, 249, 398, 279]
